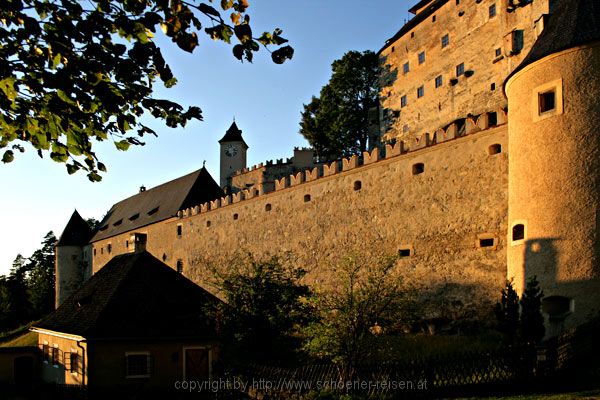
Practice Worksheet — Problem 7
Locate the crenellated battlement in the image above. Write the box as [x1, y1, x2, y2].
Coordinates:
[176, 108, 507, 220]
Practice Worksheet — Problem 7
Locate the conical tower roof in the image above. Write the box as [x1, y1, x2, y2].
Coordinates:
[57, 210, 93, 246]
[218, 121, 248, 148]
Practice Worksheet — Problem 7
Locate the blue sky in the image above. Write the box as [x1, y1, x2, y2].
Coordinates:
[0, 1, 411, 275]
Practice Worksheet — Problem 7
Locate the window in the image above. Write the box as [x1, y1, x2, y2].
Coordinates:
[418, 51, 425, 64]
[401, 95, 407, 108]
[206, 220, 211, 228]
[398, 246, 414, 257]
[489, 3, 496, 18]
[147, 206, 159, 216]
[353, 181, 362, 191]
[129, 213, 139, 221]
[410, 31, 415, 38]
[490, 82, 496, 91]
[495, 47, 502, 57]
[479, 238, 495, 248]
[126, 240, 129, 249]
[512, 224, 525, 241]
[176, 259, 183, 274]
[101, 247, 103, 255]
[488, 144, 502, 155]
[456, 63, 465, 77]
[233, 213, 239, 220]
[403, 62, 410, 74]
[417, 86, 424, 98]
[126, 353, 151, 378]
[162, 253, 167, 262]
[265, 203, 272, 212]
[391, 46, 395, 53]
[441, 34, 449, 48]
[176, 224, 182, 237]
[43, 344, 59, 365]
[93, 248, 96, 256]
[412, 163, 425, 175]
[455, 0, 460, 4]
[539, 90, 556, 114]
[67, 352, 80, 373]
[113, 219, 122, 227]
[107, 244, 112, 254]
[304, 194, 311, 203]
[432, 15, 436, 22]
[435, 75, 443, 88]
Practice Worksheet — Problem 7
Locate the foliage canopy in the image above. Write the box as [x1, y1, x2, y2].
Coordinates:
[299, 50, 380, 160]
[0, 0, 293, 180]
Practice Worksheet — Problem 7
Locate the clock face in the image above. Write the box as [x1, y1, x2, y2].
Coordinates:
[224, 144, 238, 157]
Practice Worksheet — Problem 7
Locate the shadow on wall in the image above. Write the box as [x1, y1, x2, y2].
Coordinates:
[378, 53, 399, 135]
[521, 238, 600, 337]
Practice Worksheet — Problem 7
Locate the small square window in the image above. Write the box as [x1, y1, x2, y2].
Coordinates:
[398, 246, 414, 257]
[417, 86, 424, 98]
[441, 34, 450, 48]
[435, 75, 443, 88]
[177, 224, 182, 237]
[539, 90, 556, 114]
[418, 51, 426, 64]
[495, 48, 502, 57]
[512, 224, 525, 241]
[412, 163, 424, 175]
[456, 63, 465, 77]
[401, 95, 407, 108]
[489, 4, 496, 18]
[403, 62, 410, 74]
[126, 354, 150, 378]
[456, 0, 460, 4]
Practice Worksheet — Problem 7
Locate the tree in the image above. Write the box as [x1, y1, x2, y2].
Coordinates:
[302, 255, 414, 379]
[0, 0, 293, 181]
[211, 254, 312, 364]
[25, 232, 56, 318]
[520, 275, 545, 345]
[299, 50, 380, 160]
[494, 279, 520, 344]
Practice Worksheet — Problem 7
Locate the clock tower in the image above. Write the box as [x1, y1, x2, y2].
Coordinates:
[219, 121, 248, 189]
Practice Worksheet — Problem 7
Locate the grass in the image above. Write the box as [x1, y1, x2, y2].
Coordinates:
[462, 389, 600, 399]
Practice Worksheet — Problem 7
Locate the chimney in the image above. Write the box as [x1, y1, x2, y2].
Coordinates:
[139, 185, 146, 193]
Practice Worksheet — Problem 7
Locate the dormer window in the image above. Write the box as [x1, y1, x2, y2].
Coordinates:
[129, 213, 139, 221]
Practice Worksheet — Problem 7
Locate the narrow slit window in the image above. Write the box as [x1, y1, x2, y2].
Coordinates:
[206, 220, 211, 228]
[479, 238, 495, 248]
[401, 95, 407, 108]
[354, 181, 362, 191]
[490, 82, 496, 91]
[489, 4, 496, 18]
[488, 144, 502, 155]
[398, 247, 413, 257]
[176, 260, 183, 274]
[412, 163, 424, 175]
[403, 62, 410, 74]
[418, 51, 425, 64]
[456, 63, 465, 77]
[107, 244, 112, 254]
[304, 194, 311, 203]
[176, 225, 182, 237]
[512, 224, 525, 241]
[417, 86, 424, 98]
[435, 75, 443, 88]
[441, 34, 449, 48]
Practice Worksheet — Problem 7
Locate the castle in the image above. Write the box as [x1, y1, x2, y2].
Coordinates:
[55, 0, 600, 336]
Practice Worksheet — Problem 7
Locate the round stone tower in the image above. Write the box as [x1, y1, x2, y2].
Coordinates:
[505, 0, 600, 333]
[55, 210, 93, 308]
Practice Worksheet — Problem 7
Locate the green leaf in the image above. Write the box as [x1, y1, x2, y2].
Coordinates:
[234, 23, 252, 43]
[271, 45, 294, 64]
[2, 150, 14, 163]
[88, 172, 102, 182]
[51, 53, 61, 69]
[115, 140, 131, 151]
[0, 78, 17, 101]
[98, 162, 107, 172]
[66, 163, 80, 175]
[57, 90, 76, 106]
[198, 3, 221, 18]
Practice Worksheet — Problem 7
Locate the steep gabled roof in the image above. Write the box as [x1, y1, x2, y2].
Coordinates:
[34, 252, 223, 339]
[57, 210, 93, 247]
[91, 167, 223, 242]
[218, 121, 248, 148]
[506, 0, 600, 83]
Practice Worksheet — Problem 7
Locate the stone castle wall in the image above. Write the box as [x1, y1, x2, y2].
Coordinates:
[90, 121, 509, 324]
[379, 0, 552, 141]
